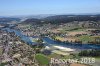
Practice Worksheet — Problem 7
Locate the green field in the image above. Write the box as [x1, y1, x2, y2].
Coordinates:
[60, 27, 85, 32]
[0, 62, 8, 66]
[78, 35, 95, 43]
[36, 54, 49, 65]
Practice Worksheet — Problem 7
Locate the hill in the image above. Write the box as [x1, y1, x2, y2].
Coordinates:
[0, 18, 21, 22]
[43, 15, 100, 24]
[21, 15, 100, 24]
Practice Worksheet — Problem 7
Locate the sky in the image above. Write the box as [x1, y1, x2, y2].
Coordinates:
[0, 0, 100, 16]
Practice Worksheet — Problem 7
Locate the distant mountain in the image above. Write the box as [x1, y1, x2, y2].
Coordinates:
[10, 14, 55, 19]
[21, 15, 100, 24]
[0, 18, 21, 22]
[43, 15, 100, 24]
[0, 16, 5, 18]
[22, 18, 42, 25]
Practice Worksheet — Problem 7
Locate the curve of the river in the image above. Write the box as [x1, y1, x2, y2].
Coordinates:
[1, 25, 100, 50]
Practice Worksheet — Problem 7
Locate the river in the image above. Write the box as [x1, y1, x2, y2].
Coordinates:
[1, 24, 100, 50]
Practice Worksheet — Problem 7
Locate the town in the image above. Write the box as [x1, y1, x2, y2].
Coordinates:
[1, 0, 100, 66]
[0, 30, 40, 66]
[0, 15, 100, 66]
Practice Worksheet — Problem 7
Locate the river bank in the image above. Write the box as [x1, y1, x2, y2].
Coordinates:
[1, 25, 100, 51]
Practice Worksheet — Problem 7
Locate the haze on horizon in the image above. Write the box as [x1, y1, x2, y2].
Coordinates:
[0, 0, 100, 16]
